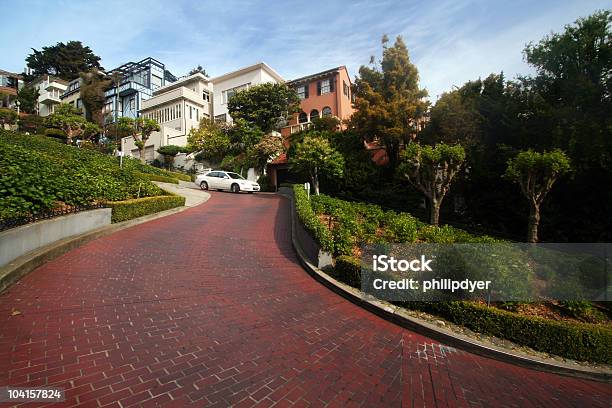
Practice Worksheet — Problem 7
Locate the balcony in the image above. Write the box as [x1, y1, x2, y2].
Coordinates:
[285, 122, 313, 134]
[45, 81, 67, 92]
[39, 91, 61, 104]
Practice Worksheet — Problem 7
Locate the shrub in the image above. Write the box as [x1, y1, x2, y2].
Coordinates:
[106, 194, 185, 223]
[293, 184, 334, 252]
[136, 172, 179, 184]
[331, 255, 362, 288]
[405, 301, 612, 364]
[257, 174, 275, 192]
[0, 131, 163, 220]
[384, 213, 419, 243]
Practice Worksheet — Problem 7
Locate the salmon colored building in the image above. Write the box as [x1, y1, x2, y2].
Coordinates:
[269, 66, 355, 187]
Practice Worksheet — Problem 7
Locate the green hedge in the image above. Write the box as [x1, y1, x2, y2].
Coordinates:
[121, 158, 191, 181]
[405, 301, 612, 364]
[293, 184, 334, 252]
[330, 255, 362, 288]
[327, 255, 612, 363]
[136, 172, 179, 184]
[0, 131, 163, 221]
[106, 195, 185, 223]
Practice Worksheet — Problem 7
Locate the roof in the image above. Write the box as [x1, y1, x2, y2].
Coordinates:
[210, 62, 284, 84]
[0, 69, 22, 79]
[288, 66, 350, 86]
[270, 152, 288, 165]
[152, 72, 210, 95]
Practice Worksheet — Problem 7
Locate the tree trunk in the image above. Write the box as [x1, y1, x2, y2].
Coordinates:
[527, 202, 540, 243]
[140, 148, 146, 164]
[312, 166, 320, 195]
[430, 199, 441, 226]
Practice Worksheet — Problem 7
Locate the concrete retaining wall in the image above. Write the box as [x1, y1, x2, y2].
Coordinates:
[0, 208, 112, 267]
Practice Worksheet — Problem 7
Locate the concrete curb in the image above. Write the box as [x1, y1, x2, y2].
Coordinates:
[0, 191, 210, 294]
[280, 190, 611, 383]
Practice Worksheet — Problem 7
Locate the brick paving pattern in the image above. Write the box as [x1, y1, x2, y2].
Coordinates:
[1, 192, 610, 407]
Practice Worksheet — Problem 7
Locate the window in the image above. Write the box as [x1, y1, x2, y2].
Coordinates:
[189, 106, 192, 119]
[298, 112, 308, 123]
[343, 81, 349, 97]
[196, 109, 199, 121]
[203, 91, 210, 102]
[76, 99, 83, 110]
[129, 98, 135, 110]
[222, 83, 250, 104]
[310, 109, 319, 121]
[178, 104, 181, 118]
[322, 106, 332, 117]
[318, 78, 333, 95]
[297, 85, 308, 100]
[215, 114, 227, 123]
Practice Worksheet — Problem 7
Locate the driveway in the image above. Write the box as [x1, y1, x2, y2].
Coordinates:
[0, 192, 610, 407]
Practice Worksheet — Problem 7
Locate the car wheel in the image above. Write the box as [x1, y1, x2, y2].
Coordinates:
[200, 181, 208, 190]
[231, 184, 240, 193]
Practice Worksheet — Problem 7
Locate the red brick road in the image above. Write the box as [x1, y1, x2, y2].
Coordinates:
[1, 193, 610, 407]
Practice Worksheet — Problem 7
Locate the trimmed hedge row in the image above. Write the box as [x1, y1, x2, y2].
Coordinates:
[136, 172, 179, 184]
[106, 195, 185, 223]
[406, 301, 612, 364]
[293, 185, 499, 256]
[294, 184, 334, 252]
[330, 255, 362, 288]
[122, 158, 191, 181]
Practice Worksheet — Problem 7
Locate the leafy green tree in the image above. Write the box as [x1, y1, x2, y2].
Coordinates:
[227, 83, 300, 132]
[16, 86, 39, 114]
[421, 90, 482, 146]
[289, 135, 344, 195]
[117, 117, 160, 163]
[350, 35, 429, 169]
[0, 108, 18, 128]
[226, 118, 264, 153]
[505, 149, 571, 242]
[249, 133, 284, 176]
[187, 119, 231, 163]
[45, 104, 100, 144]
[25, 41, 102, 81]
[398, 143, 466, 226]
[157, 145, 188, 169]
[79, 70, 112, 125]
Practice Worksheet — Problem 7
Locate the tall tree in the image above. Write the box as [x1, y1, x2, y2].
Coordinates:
[25, 41, 102, 81]
[505, 149, 571, 242]
[350, 36, 429, 169]
[398, 143, 465, 226]
[289, 134, 344, 195]
[79, 70, 112, 126]
[16, 86, 39, 114]
[117, 117, 160, 163]
[227, 83, 300, 133]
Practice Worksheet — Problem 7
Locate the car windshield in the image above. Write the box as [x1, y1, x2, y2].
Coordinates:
[227, 172, 245, 180]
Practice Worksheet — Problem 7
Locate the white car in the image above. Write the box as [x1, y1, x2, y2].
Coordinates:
[195, 170, 260, 193]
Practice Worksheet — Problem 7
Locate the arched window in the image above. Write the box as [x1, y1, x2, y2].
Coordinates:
[310, 109, 319, 121]
[322, 106, 332, 117]
[298, 111, 308, 123]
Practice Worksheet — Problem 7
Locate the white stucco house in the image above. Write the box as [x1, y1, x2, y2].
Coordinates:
[120, 62, 284, 164]
[210, 62, 284, 124]
[121, 72, 212, 162]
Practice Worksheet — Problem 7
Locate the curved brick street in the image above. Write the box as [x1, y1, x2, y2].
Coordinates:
[0, 192, 610, 407]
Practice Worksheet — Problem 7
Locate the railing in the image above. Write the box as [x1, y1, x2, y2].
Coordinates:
[0, 204, 106, 232]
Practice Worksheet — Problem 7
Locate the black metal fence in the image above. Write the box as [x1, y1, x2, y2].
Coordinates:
[0, 204, 107, 232]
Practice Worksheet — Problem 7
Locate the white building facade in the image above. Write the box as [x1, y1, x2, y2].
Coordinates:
[30, 75, 68, 116]
[121, 62, 284, 164]
[121, 73, 212, 162]
[210, 62, 284, 123]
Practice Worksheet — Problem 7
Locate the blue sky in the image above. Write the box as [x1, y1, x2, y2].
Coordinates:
[1, 0, 610, 99]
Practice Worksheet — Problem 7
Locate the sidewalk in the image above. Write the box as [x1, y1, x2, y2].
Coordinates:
[153, 180, 211, 207]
